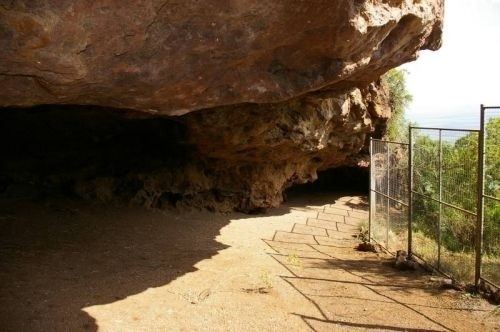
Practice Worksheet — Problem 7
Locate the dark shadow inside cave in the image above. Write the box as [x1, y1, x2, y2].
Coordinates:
[0, 105, 192, 202]
[284, 166, 369, 202]
[0, 105, 371, 211]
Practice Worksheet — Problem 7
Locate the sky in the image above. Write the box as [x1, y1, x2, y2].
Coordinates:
[401, 0, 500, 129]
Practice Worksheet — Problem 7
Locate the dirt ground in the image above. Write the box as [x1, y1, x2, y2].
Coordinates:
[0, 193, 498, 331]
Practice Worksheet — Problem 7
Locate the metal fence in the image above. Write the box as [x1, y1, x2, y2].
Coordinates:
[409, 127, 479, 285]
[369, 139, 409, 253]
[369, 105, 499, 289]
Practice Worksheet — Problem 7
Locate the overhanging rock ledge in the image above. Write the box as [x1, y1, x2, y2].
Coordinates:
[0, 0, 444, 212]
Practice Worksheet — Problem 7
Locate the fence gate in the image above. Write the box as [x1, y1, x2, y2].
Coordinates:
[409, 126, 479, 285]
[369, 105, 499, 289]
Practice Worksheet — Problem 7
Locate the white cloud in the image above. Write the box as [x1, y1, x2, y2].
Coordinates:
[402, 0, 500, 128]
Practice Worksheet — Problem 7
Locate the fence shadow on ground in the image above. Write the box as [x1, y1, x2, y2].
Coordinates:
[263, 196, 492, 332]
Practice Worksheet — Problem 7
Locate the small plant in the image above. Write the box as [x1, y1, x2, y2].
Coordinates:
[259, 270, 272, 288]
[358, 220, 370, 243]
[359, 227, 370, 243]
[356, 220, 379, 252]
[286, 253, 303, 268]
[241, 270, 274, 294]
[242, 269, 274, 294]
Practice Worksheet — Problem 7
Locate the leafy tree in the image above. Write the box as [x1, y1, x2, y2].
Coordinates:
[484, 118, 500, 255]
[485, 118, 500, 198]
[382, 69, 413, 142]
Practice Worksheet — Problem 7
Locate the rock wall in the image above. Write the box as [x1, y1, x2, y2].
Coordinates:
[0, 1, 444, 212]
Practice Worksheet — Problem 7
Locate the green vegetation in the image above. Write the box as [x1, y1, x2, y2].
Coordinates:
[382, 69, 413, 142]
[485, 118, 500, 199]
[286, 253, 303, 268]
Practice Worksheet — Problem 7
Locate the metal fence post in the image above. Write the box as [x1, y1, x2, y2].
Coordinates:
[408, 127, 413, 257]
[438, 129, 442, 270]
[475, 105, 486, 288]
[369, 138, 373, 243]
[386, 143, 390, 249]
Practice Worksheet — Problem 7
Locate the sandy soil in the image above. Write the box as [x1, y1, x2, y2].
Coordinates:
[0, 193, 498, 331]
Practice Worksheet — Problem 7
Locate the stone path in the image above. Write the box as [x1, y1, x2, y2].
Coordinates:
[263, 196, 498, 332]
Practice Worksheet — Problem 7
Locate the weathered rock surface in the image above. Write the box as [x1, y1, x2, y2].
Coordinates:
[0, 82, 390, 212]
[0, 1, 443, 212]
[0, 0, 443, 115]
[176, 81, 391, 211]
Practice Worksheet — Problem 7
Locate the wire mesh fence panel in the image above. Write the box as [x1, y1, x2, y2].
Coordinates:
[440, 205, 477, 284]
[484, 108, 500, 200]
[440, 129, 478, 284]
[371, 140, 390, 247]
[441, 130, 478, 213]
[388, 200, 408, 251]
[481, 107, 500, 286]
[373, 192, 389, 247]
[372, 140, 389, 195]
[482, 197, 499, 285]
[370, 140, 408, 254]
[411, 195, 439, 266]
[410, 127, 479, 283]
[388, 144, 409, 204]
[411, 129, 441, 265]
[412, 129, 440, 200]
